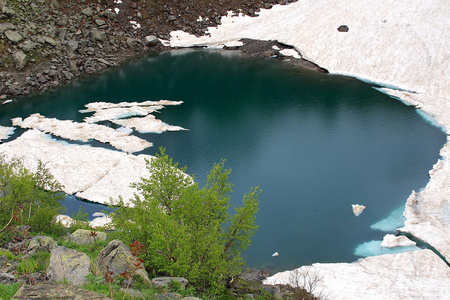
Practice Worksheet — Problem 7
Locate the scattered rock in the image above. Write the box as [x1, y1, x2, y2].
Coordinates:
[144, 35, 159, 47]
[337, 25, 349, 32]
[27, 235, 58, 255]
[96, 239, 151, 285]
[69, 229, 107, 245]
[4, 30, 22, 43]
[47, 246, 91, 286]
[152, 277, 189, 290]
[157, 293, 183, 300]
[12, 283, 109, 299]
[12, 51, 27, 70]
[0, 23, 15, 32]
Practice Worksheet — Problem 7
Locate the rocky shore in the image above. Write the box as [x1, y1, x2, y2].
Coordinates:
[0, 0, 298, 99]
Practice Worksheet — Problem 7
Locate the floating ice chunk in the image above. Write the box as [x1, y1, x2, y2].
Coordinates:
[0, 126, 15, 141]
[92, 212, 106, 217]
[370, 205, 406, 232]
[279, 48, 301, 59]
[81, 100, 182, 112]
[112, 115, 187, 133]
[352, 204, 366, 216]
[354, 240, 419, 257]
[15, 113, 152, 153]
[2, 99, 12, 104]
[11, 117, 22, 126]
[272, 252, 279, 257]
[381, 234, 416, 248]
[83, 106, 162, 123]
[116, 126, 133, 134]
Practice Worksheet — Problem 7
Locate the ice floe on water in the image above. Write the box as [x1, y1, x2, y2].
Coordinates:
[351, 204, 366, 217]
[12, 113, 152, 153]
[370, 205, 406, 232]
[0, 126, 14, 141]
[354, 240, 420, 257]
[112, 115, 187, 133]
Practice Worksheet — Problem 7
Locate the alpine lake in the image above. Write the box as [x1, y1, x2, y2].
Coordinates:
[0, 49, 446, 272]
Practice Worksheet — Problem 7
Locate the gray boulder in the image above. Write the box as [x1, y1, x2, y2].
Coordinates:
[91, 29, 106, 42]
[43, 36, 58, 46]
[69, 229, 106, 245]
[152, 277, 189, 290]
[27, 235, 57, 255]
[81, 7, 93, 17]
[0, 23, 15, 32]
[157, 293, 182, 300]
[47, 246, 91, 286]
[13, 51, 27, 70]
[19, 40, 39, 52]
[1, 5, 15, 18]
[4, 30, 22, 43]
[96, 239, 150, 285]
[144, 35, 159, 47]
[66, 40, 79, 53]
[12, 283, 109, 299]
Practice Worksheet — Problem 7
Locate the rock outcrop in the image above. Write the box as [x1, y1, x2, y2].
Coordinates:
[96, 239, 150, 285]
[47, 246, 91, 286]
[12, 283, 110, 300]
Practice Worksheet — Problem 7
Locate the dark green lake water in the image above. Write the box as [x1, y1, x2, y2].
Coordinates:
[0, 50, 446, 271]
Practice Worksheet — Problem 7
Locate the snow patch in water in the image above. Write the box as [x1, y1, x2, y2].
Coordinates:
[354, 240, 420, 257]
[0, 126, 15, 141]
[370, 205, 406, 232]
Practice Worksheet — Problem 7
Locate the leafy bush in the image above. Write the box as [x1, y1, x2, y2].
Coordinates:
[111, 148, 260, 295]
[0, 155, 65, 242]
[0, 282, 21, 300]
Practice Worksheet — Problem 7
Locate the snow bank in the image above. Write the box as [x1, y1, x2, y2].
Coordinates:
[0, 126, 14, 141]
[0, 129, 153, 205]
[265, 249, 450, 300]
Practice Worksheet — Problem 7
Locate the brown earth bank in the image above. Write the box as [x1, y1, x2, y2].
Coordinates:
[0, 0, 306, 101]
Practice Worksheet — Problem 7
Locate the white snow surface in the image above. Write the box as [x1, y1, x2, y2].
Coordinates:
[112, 115, 187, 133]
[168, 0, 450, 298]
[265, 250, 450, 300]
[13, 113, 152, 153]
[0, 129, 153, 205]
[0, 126, 14, 141]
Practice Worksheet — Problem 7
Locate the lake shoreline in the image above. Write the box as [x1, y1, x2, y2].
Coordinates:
[165, 1, 450, 299]
[1, 0, 449, 298]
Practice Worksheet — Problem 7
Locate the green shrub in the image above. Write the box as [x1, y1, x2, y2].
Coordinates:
[0, 156, 65, 242]
[0, 282, 21, 299]
[111, 148, 260, 295]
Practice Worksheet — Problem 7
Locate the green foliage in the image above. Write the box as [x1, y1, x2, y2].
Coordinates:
[0, 282, 21, 300]
[0, 155, 65, 242]
[111, 148, 260, 295]
[68, 207, 91, 233]
[0, 248, 15, 260]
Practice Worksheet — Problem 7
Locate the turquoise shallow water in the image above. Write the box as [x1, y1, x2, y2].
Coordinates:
[0, 50, 446, 271]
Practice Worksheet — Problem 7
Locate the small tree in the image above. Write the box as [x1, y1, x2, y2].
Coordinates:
[0, 155, 65, 241]
[111, 148, 260, 295]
